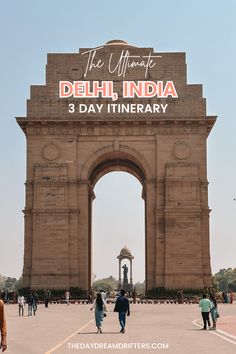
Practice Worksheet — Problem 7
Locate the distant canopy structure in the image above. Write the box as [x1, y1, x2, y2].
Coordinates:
[117, 246, 134, 292]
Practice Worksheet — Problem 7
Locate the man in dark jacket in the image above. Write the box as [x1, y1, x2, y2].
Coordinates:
[44, 289, 51, 308]
[32, 291, 38, 315]
[114, 289, 130, 333]
[26, 293, 35, 316]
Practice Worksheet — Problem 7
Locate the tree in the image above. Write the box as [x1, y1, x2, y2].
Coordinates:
[134, 281, 145, 295]
[213, 268, 236, 291]
[93, 276, 118, 292]
[0, 275, 22, 291]
[4, 277, 18, 290]
[0, 275, 7, 290]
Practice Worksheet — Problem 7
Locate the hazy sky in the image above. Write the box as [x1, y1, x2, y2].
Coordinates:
[0, 0, 235, 283]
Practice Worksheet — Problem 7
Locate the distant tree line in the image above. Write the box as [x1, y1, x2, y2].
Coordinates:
[0, 273, 145, 297]
[213, 268, 236, 291]
[92, 275, 145, 294]
[0, 275, 22, 291]
[1, 269, 235, 295]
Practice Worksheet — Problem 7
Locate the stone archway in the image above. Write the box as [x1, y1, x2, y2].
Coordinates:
[80, 143, 154, 184]
[79, 146, 155, 292]
[17, 40, 216, 291]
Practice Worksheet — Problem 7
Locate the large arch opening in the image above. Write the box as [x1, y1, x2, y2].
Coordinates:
[88, 157, 147, 293]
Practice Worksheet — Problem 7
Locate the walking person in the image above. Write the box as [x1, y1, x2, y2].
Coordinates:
[114, 289, 130, 333]
[0, 298, 7, 352]
[132, 287, 137, 304]
[17, 294, 25, 316]
[90, 293, 106, 334]
[65, 290, 70, 306]
[199, 293, 211, 330]
[44, 289, 51, 308]
[230, 290, 234, 304]
[209, 294, 219, 330]
[223, 291, 228, 303]
[88, 290, 93, 304]
[222, 291, 226, 303]
[32, 291, 38, 315]
[226, 291, 230, 304]
[26, 293, 35, 316]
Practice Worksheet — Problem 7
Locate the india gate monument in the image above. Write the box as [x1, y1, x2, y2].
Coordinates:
[16, 40, 216, 291]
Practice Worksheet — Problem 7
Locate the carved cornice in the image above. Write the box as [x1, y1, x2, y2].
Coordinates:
[16, 116, 216, 137]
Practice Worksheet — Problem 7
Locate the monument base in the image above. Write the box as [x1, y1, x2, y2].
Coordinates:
[118, 282, 133, 293]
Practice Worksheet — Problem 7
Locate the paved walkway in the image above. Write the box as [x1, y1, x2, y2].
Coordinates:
[217, 315, 236, 337]
[4, 303, 236, 354]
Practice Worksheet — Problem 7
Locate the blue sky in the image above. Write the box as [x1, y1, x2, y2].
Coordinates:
[0, 0, 235, 282]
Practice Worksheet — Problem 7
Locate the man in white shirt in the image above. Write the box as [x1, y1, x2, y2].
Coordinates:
[17, 294, 25, 316]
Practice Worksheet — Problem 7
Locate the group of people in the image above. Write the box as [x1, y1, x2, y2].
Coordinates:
[199, 293, 219, 330]
[18, 292, 38, 317]
[90, 289, 130, 334]
[0, 287, 235, 351]
[222, 290, 234, 304]
[17, 289, 53, 317]
[17, 289, 72, 316]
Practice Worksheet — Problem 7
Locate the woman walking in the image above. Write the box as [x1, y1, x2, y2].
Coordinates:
[90, 293, 106, 333]
[210, 294, 219, 330]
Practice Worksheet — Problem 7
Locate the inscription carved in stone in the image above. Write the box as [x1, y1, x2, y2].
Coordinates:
[27, 126, 201, 137]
